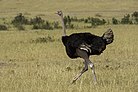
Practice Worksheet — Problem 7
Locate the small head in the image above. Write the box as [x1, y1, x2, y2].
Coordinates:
[55, 10, 63, 17]
[102, 28, 114, 45]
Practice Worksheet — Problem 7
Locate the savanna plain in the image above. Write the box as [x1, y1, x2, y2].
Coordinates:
[0, 0, 138, 92]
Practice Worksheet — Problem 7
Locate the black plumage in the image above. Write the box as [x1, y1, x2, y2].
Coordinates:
[62, 32, 107, 59]
[56, 11, 114, 84]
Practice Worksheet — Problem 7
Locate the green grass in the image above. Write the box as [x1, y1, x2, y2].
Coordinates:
[0, 25, 138, 92]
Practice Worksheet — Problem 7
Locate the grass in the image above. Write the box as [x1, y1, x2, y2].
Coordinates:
[0, 0, 138, 20]
[0, 0, 138, 92]
[0, 25, 138, 92]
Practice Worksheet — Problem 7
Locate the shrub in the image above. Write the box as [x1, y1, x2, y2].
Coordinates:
[12, 13, 29, 25]
[95, 13, 102, 17]
[135, 18, 138, 24]
[67, 15, 71, 25]
[71, 16, 78, 21]
[30, 16, 45, 25]
[0, 24, 8, 30]
[63, 15, 74, 29]
[84, 19, 88, 23]
[32, 21, 53, 30]
[121, 14, 132, 24]
[63, 16, 68, 27]
[78, 18, 85, 22]
[32, 35, 55, 43]
[11, 13, 28, 30]
[112, 17, 119, 24]
[52, 21, 60, 29]
[91, 17, 106, 26]
[42, 21, 53, 30]
[69, 24, 74, 29]
[132, 11, 138, 18]
[16, 24, 25, 30]
[132, 11, 138, 24]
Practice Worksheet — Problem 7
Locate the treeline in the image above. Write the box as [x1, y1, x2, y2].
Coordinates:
[0, 11, 138, 31]
[112, 11, 138, 24]
[65, 11, 138, 26]
[0, 13, 60, 31]
[11, 13, 58, 30]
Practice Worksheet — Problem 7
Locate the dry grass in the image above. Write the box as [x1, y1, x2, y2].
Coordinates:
[0, 0, 138, 20]
[0, 0, 138, 92]
[0, 25, 138, 92]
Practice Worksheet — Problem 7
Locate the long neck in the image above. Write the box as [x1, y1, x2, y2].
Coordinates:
[60, 15, 66, 36]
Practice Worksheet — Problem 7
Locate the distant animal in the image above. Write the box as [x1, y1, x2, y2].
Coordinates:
[56, 11, 114, 84]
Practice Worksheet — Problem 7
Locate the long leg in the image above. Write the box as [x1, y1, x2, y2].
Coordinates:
[86, 59, 97, 84]
[72, 60, 88, 83]
[72, 49, 97, 84]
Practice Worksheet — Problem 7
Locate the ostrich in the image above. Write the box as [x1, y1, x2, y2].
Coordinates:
[56, 11, 114, 84]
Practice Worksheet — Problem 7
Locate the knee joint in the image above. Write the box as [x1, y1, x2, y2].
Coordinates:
[89, 63, 94, 69]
